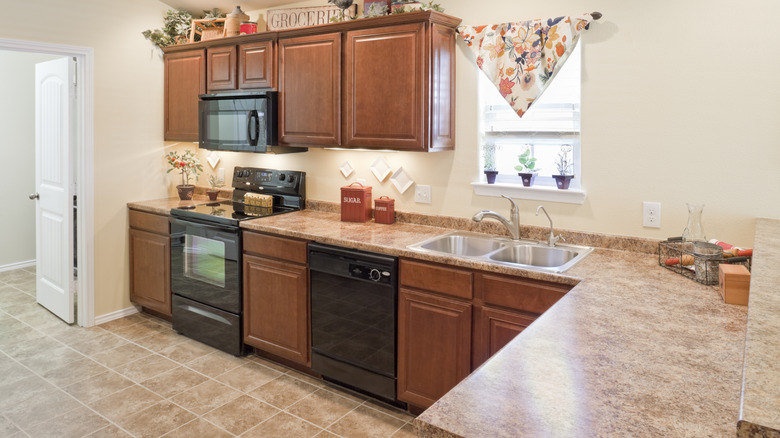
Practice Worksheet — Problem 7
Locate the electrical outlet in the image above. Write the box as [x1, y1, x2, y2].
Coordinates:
[643, 201, 661, 228]
[218, 167, 225, 184]
[356, 178, 367, 186]
[415, 185, 431, 204]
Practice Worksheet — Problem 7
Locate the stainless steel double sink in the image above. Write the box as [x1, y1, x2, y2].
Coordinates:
[407, 231, 593, 273]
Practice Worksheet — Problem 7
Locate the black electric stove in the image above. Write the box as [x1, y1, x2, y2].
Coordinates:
[171, 167, 306, 227]
[168, 167, 305, 356]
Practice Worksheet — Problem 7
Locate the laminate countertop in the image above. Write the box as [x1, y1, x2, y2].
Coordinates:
[127, 199, 759, 436]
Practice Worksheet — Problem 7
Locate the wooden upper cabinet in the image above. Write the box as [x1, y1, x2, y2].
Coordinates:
[206, 46, 237, 91]
[279, 33, 341, 147]
[164, 49, 205, 141]
[430, 23, 456, 150]
[344, 23, 425, 150]
[239, 40, 275, 89]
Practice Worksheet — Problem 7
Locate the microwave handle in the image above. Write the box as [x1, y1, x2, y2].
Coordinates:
[248, 110, 259, 147]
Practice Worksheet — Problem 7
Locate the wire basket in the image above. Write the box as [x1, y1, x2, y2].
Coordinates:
[658, 241, 751, 286]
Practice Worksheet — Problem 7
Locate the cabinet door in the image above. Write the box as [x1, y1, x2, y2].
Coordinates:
[207, 46, 237, 91]
[344, 23, 425, 150]
[164, 49, 205, 141]
[473, 306, 536, 368]
[239, 41, 275, 89]
[243, 254, 309, 365]
[429, 23, 456, 151]
[129, 228, 171, 316]
[279, 33, 341, 147]
[398, 287, 472, 409]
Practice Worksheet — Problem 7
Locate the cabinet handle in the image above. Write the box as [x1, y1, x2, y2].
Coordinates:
[29, 193, 39, 200]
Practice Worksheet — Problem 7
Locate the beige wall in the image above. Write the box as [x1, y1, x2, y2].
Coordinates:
[0, 51, 61, 268]
[4, 0, 779, 319]
[192, 0, 780, 249]
[1, 0, 170, 316]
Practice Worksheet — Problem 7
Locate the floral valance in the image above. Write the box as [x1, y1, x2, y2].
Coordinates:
[458, 14, 595, 118]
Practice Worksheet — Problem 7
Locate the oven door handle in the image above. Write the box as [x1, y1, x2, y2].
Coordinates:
[168, 216, 239, 234]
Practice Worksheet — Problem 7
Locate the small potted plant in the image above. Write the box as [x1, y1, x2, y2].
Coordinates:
[207, 174, 223, 201]
[514, 147, 540, 187]
[552, 144, 574, 190]
[482, 143, 498, 184]
[165, 149, 203, 200]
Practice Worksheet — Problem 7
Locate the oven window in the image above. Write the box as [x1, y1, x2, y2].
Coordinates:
[184, 235, 225, 287]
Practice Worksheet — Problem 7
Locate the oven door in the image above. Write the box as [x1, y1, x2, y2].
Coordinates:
[169, 216, 241, 314]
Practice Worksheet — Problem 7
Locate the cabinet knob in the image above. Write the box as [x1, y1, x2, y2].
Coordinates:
[29, 193, 40, 200]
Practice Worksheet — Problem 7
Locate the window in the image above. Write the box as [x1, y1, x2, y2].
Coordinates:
[475, 44, 583, 202]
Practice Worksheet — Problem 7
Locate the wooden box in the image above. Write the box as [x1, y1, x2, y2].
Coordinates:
[341, 182, 372, 222]
[718, 264, 750, 306]
[374, 196, 395, 224]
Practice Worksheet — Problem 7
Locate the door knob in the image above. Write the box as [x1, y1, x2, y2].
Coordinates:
[29, 193, 39, 200]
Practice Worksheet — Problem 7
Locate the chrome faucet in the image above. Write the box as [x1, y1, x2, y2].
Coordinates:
[536, 205, 564, 247]
[472, 195, 522, 240]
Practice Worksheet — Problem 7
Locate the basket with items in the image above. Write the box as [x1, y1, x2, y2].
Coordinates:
[659, 238, 752, 286]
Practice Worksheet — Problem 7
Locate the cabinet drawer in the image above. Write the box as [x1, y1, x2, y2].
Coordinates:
[400, 259, 472, 299]
[479, 273, 570, 314]
[243, 232, 308, 264]
[129, 210, 169, 235]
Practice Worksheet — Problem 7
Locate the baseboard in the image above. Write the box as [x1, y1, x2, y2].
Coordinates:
[94, 305, 139, 325]
[0, 260, 36, 273]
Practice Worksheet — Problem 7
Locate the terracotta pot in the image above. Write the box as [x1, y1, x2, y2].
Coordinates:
[552, 175, 574, 190]
[207, 190, 219, 201]
[484, 170, 498, 184]
[176, 185, 195, 200]
[518, 172, 537, 187]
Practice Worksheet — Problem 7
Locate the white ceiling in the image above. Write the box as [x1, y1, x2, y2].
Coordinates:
[163, 0, 295, 15]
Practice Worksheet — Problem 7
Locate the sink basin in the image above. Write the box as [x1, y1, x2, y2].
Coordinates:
[414, 232, 508, 257]
[407, 231, 593, 273]
[489, 245, 578, 267]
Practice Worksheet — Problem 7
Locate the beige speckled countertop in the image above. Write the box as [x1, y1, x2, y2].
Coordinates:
[128, 198, 756, 436]
[738, 218, 780, 437]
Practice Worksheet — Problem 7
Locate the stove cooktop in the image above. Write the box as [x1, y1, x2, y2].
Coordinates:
[172, 200, 296, 227]
[170, 167, 306, 227]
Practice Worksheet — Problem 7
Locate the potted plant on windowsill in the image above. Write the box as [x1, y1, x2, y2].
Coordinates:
[514, 147, 539, 187]
[207, 174, 223, 201]
[553, 144, 574, 190]
[482, 143, 498, 184]
[165, 149, 203, 200]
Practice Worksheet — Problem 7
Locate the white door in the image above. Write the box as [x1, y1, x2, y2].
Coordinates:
[34, 57, 75, 323]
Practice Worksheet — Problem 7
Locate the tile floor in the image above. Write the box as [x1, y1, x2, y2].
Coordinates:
[0, 267, 417, 437]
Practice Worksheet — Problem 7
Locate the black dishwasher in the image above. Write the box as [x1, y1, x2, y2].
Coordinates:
[308, 242, 399, 403]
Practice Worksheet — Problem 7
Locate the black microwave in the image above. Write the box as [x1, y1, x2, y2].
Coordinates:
[198, 91, 305, 154]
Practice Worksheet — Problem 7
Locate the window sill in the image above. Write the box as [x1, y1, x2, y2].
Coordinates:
[471, 182, 586, 204]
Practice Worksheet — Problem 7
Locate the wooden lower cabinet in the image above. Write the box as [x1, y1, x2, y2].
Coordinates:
[397, 257, 572, 408]
[128, 210, 171, 316]
[243, 233, 310, 366]
[473, 306, 536, 367]
[397, 287, 472, 408]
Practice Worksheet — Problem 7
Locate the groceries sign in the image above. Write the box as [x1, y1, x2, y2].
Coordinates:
[267, 5, 358, 31]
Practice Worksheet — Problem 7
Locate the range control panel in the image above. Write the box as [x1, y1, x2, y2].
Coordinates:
[232, 167, 305, 191]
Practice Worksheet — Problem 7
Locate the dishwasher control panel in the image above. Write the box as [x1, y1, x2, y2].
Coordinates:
[349, 263, 393, 285]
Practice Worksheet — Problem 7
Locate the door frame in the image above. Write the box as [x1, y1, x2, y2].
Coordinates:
[0, 37, 95, 327]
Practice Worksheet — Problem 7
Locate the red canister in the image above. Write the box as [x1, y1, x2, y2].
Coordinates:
[240, 22, 257, 35]
[340, 182, 372, 222]
[374, 196, 395, 224]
